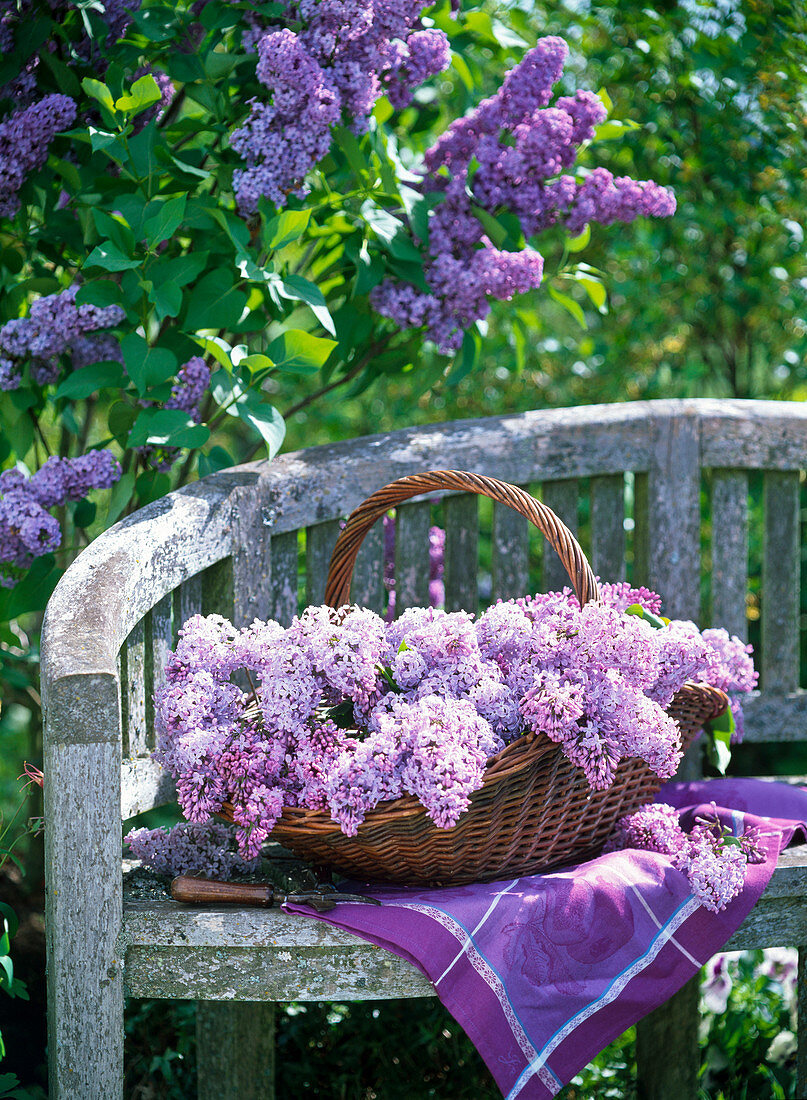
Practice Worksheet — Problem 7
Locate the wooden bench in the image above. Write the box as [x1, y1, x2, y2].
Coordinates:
[42, 397, 807, 1099]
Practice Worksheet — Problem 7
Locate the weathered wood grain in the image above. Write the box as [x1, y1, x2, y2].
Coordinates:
[351, 524, 385, 614]
[44, 734, 124, 1099]
[174, 572, 203, 639]
[541, 480, 578, 592]
[737, 691, 807, 743]
[268, 531, 300, 626]
[491, 499, 529, 601]
[710, 470, 748, 640]
[443, 494, 478, 612]
[120, 618, 147, 758]
[762, 471, 800, 693]
[197, 1002, 276, 1100]
[122, 758, 175, 820]
[305, 520, 341, 606]
[590, 474, 626, 583]
[643, 414, 701, 622]
[636, 976, 699, 1100]
[148, 593, 173, 748]
[394, 501, 431, 614]
[232, 485, 273, 626]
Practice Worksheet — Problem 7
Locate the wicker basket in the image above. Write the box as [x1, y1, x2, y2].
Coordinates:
[227, 471, 728, 886]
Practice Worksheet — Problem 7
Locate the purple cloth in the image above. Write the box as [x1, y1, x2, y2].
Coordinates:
[287, 778, 807, 1098]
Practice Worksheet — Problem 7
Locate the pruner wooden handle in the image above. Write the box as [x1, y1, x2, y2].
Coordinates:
[171, 876, 275, 906]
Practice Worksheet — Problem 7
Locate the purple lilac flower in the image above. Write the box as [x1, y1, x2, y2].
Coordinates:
[0, 95, 76, 219]
[139, 356, 211, 471]
[125, 820, 260, 878]
[608, 802, 760, 913]
[0, 452, 122, 585]
[231, 3, 450, 214]
[0, 285, 125, 390]
[153, 583, 753, 865]
[373, 36, 675, 352]
[700, 627, 758, 741]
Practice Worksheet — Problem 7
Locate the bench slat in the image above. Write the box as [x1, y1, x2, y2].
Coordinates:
[762, 471, 800, 693]
[352, 524, 386, 615]
[174, 573, 203, 641]
[148, 594, 173, 747]
[443, 494, 478, 613]
[121, 619, 147, 758]
[305, 520, 341, 607]
[711, 470, 748, 640]
[542, 479, 578, 593]
[491, 499, 529, 602]
[395, 501, 431, 614]
[269, 531, 300, 626]
[590, 474, 625, 584]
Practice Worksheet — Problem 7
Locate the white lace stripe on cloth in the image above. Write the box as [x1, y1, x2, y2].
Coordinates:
[506, 894, 702, 1099]
[395, 899, 562, 1095]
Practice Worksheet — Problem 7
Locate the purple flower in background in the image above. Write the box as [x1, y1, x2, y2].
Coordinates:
[0, 451, 122, 585]
[139, 356, 211, 471]
[374, 36, 675, 352]
[0, 94, 76, 219]
[231, 2, 450, 214]
[0, 285, 124, 391]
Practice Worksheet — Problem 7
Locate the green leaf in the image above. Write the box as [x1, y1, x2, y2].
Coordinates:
[240, 354, 274, 374]
[236, 400, 285, 460]
[470, 204, 508, 249]
[81, 77, 114, 113]
[115, 74, 163, 115]
[127, 408, 210, 449]
[0, 554, 61, 620]
[148, 280, 183, 321]
[593, 119, 641, 141]
[548, 286, 587, 328]
[184, 270, 248, 332]
[0, 905, 18, 941]
[120, 334, 178, 394]
[91, 209, 135, 256]
[127, 124, 159, 191]
[75, 280, 124, 310]
[108, 401, 138, 443]
[84, 242, 141, 273]
[277, 275, 335, 335]
[150, 252, 208, 289]
[193, 336, 233, 371]
[447, 329, 481, 384]
[575, 274, 607, 312]
[56, 362, 126, 400]
[73, 499, 97, 529]
[143, 195, 187, 247]
[104, 469, 136, 526]
[266, 330, 336, 375]
[130, 5, 178, 42]
[624, 603, 669, 630]
[198, 446, 235, 477]
[566, 225, 591, 253]
[263, 208, 312, 251]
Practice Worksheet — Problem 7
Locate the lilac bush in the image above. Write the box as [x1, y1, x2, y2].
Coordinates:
[146, 583, 756, 866]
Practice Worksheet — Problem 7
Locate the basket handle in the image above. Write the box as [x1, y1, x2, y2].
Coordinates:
[323, 470, 600, 610]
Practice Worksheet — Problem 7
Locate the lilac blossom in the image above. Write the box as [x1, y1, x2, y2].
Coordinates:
[374, 37, 675, 352]
[608, 801, 765, 913]
[153, 586, 754, 864]
[0, 94, 76, 219]
[0, 452, 122, 585]
[231, 3, 450, 214]
[0, 285, 125, 390]
[125, 820, 260, 878]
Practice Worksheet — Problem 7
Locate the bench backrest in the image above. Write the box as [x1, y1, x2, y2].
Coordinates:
[42, 397, 807, 831]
